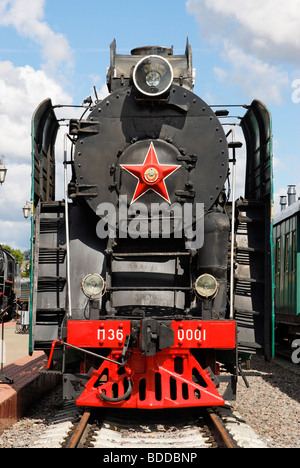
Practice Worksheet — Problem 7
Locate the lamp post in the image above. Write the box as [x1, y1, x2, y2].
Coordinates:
[0, 158, 14, 384]
[22, 201, 31, 219]
[0, 159, 7, 185]
[0, 157, 13, 384]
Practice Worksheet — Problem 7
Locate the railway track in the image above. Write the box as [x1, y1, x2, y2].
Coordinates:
[62, 407, 237, 449]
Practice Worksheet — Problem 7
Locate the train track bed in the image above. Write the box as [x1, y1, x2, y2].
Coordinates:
[0, 387, 239, 449]
[0, 355, 298, 448]
[63, 408, 238, 449]
[229, 355, 300, 448]
[84, 412, 213, 448]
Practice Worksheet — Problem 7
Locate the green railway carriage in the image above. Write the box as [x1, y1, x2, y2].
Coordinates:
[273, 188, 300, 342]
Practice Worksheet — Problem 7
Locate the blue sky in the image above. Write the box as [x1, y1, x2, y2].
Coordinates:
[0, 0, 299, 251]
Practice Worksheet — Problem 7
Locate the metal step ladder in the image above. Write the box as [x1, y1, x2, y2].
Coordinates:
[233, 198, 269, 355]
[31, 201, 67, 349]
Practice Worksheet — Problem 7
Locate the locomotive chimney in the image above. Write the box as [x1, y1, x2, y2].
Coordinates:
[131, 46, 173, 56]
[287, 185, 296, 206]
[280, 196, 287, 211]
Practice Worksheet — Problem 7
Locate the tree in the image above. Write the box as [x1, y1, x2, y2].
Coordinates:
[1, 244, 24, 265]
[23, 249, 31, 261]
[22, 249, 31, 278]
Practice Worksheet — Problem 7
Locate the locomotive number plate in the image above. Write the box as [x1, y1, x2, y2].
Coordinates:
[96, 322, 131, 347]
[172, 321, 236, 349]
[177, 327, 206, 343]
[67, 321, 131, 348]
[97, 326, 125, 343]
[172, 322, 206, 347]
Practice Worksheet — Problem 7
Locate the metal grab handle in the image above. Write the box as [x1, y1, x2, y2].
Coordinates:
[46, 339, 127, 370]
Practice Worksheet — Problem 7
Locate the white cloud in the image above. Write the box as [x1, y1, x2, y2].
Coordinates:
[0, 60, 72, 161]
[214, 45, 289, 104]
[0, 61, 71, 249]
[0, 220, 31, 250]
[0, 0, 74, 250]
[0, 0, 73, 73]
[212, 0, 300, 63]
[186, 0, 299, 103]
[0, 163, 31, 250]
[0, 62, 72, 250]
[0, 62, 72, 227]
[187, 0, 300, 62]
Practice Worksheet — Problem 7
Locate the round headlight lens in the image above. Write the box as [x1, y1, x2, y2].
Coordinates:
[194, 274, 218, 300]
[133, 55, 173, 97]
[81, 273, 105, 298]
[146, 70, 161, 87]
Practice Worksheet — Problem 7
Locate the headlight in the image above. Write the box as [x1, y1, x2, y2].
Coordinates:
[146, 70, 161, 87]
[133, 55, 173, 97]
[194, 274, 219, 300]
[81, 273, 105, 298]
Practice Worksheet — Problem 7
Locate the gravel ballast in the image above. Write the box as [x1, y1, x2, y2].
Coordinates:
[229, 355, 300, 448]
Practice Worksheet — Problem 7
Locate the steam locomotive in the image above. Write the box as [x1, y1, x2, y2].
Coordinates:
[0, 245, 21, 321]
[30, 40, 274, 408]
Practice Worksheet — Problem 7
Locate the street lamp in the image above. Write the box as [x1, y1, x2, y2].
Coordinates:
[0, 159, 7, 185]
[22, 201, 31, 219]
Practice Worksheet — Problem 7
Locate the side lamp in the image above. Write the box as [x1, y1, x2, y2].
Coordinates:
[23, 201, 31, 219]
[0, 159, 7, 185]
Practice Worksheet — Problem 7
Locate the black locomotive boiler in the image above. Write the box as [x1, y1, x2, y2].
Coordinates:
[30, 40, 274, 408]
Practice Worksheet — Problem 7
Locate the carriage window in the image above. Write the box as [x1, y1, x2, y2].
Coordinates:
[284, 233, 290, 272]
[291, 231, 296, 272]
[275, 238, 281, 274]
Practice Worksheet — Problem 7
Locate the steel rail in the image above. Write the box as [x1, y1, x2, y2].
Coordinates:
[207, 411, 236, 448]
[64, 411, 91, 448]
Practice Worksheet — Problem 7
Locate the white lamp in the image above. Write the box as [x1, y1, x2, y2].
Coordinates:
[0, 159, 7, 185]
[22, 201, 31, 219]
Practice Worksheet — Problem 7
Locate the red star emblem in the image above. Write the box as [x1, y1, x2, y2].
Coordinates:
[120, 142, 180, 204]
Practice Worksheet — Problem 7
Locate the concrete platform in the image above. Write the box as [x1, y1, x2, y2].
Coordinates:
[0, 322, 60, 434]
[1, 321, 30, 366]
